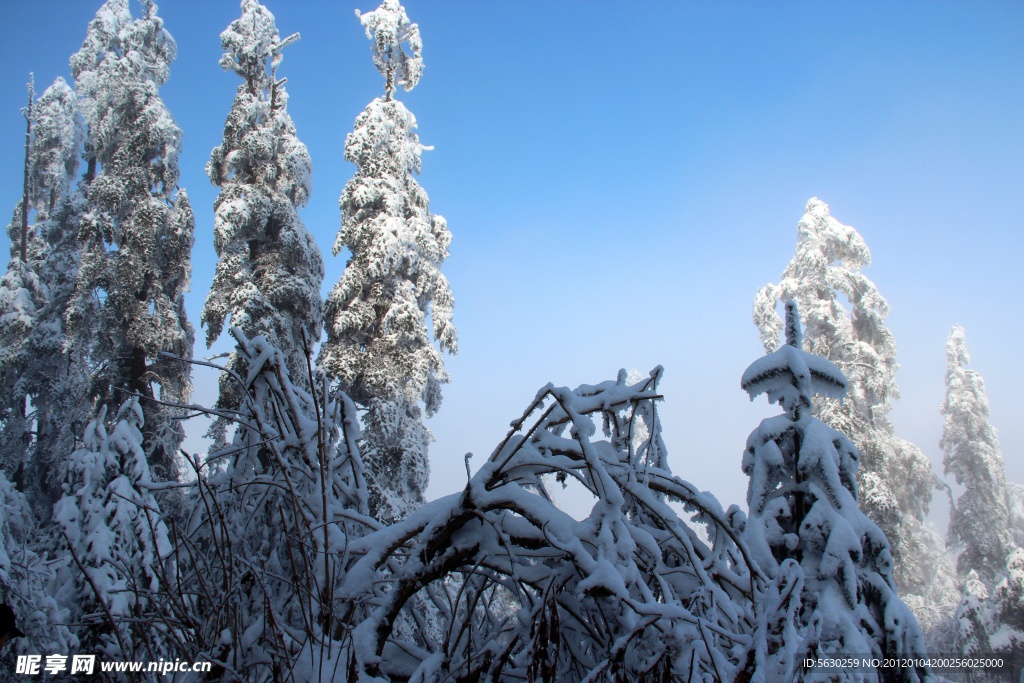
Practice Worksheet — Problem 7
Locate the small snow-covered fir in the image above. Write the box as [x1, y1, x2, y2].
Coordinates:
[735, 301, 932, 683]
[52, 398, 172, 662]
[753, 198, 957, 631]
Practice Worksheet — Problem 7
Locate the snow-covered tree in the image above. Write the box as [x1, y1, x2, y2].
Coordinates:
[0, 469, 75, 678]
[69, 0, 195, 484]
[941, 324, 1014, 584]
[17, 78, 90, 515]
[953, 549, 1024, 665]
[753, 198, 956, 622]
[52, 397, 172, 663]
[320, 0, 456, 524]
[0, 75, 89, 514]
[0, 77, 46, 483]
[735, 300, 932, 682]
[202, 0, 324, 450]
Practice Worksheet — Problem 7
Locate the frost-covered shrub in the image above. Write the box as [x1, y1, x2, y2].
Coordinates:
[0, 470, 75, 678]
[734, 301, 932, 683]
[320, 0, 456, 525]
[202, 0, 324, 452]
[142, 329, 367, 680]
[53, 397, 172, 664]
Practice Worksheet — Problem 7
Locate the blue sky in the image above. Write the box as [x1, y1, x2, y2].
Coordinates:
[0, 1, 1021, 524]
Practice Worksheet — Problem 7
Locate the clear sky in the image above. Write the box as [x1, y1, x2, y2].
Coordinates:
[0, 1, 1021, 525]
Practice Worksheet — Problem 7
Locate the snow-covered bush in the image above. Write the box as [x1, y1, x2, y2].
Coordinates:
[140, 328, 367, 680]
[328, 364, 764, 681]
[753, 199, 956, 631]
[320, 0, 456, 525]
[202, 0, 324, 451]
[735, 300, 932, 683]
[52, 397, 173, 664]
[0, 470, 75, 678]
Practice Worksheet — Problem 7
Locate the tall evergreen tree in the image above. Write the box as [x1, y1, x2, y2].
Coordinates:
[69, 0, 195, 484]
[202, 0, 324, 450]
[940, 324, 1014, 583]
[736, 301, 931, 682]
[753, 198, 956, 622]
[0, 76, 46, 482]
[319, 0, 456, 524]
[0, 75, 89, 515]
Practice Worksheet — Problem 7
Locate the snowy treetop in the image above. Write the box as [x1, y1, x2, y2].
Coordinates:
[218, 0, 299, 92]
[71, 0, 183, 197]
[754, 198, 893, 364]
[742, 301, 848, 418]
[71, 0, 177, 92]
[356, 0, 424, 99]
[28, 78, 83, 215]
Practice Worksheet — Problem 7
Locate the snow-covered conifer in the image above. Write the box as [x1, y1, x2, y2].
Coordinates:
[0, 76, 87, 506]
[16, 78, 90, 515]
[320, 0, 456, 524]
[735, 301, 931, 682]
[52, 397, 172, 662]
[0, 77, 46, 482]
[202, 0, 324, 449]
[941, 324, 1014, 584]
[753, 198, 956, 622]
[69, 0, 195, 483]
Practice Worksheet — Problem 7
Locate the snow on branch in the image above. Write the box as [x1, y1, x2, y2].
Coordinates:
[86, 332, 770, 681]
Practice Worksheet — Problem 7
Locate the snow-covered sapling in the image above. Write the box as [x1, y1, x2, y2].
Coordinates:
[753, 198, 954, 625]
[736, 300, 932, 683]
[52, 398, 172, 662]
